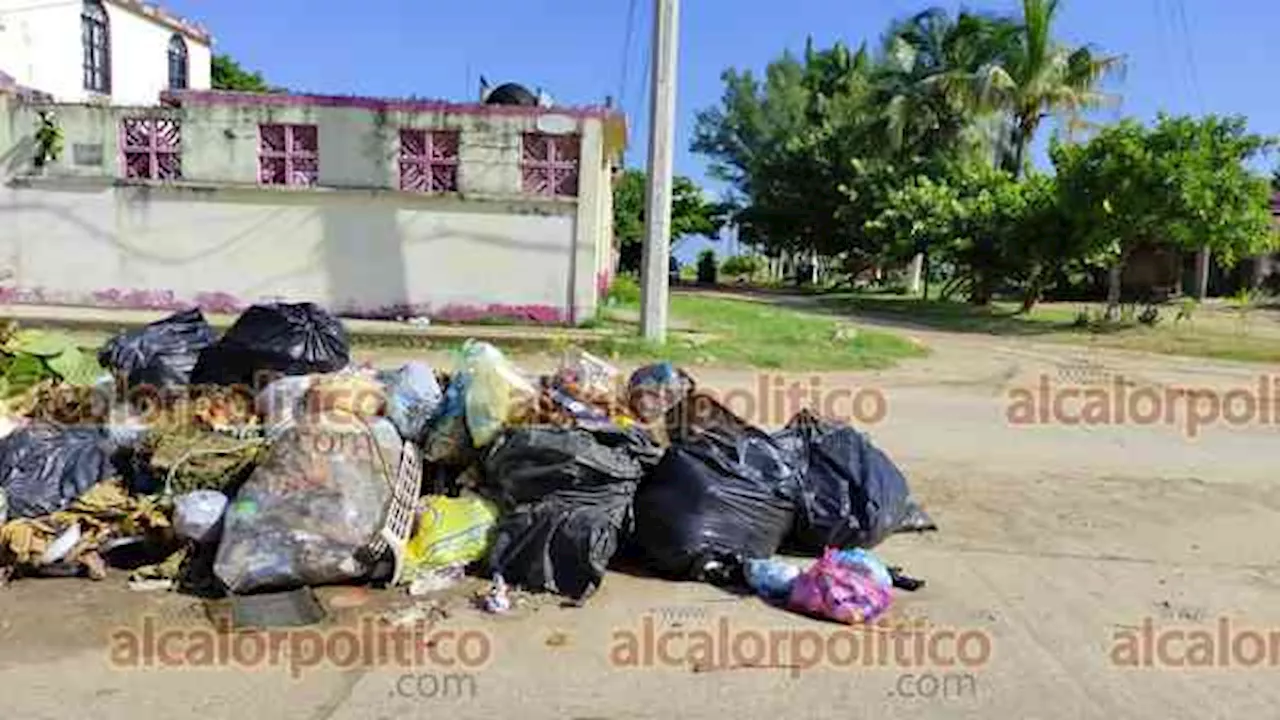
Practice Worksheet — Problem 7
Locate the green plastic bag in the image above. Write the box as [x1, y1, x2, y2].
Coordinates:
[404, 494, 500, 576]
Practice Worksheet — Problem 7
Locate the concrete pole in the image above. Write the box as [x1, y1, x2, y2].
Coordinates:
[639, 0, 680, 342]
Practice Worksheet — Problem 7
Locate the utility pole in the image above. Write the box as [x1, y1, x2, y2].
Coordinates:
[639, 0, 679, 342]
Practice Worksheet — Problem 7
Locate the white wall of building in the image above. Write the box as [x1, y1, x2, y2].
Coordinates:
[102, 2, 209, 105]
[0, 0, 210, 104]
[0, 0, 82, 100]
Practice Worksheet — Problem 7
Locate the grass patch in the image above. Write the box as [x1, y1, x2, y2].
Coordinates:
[812, 291, 1280, 364]
[1056, 323, 1280, 364]
[596, 294, 927, 370]
[815, 293, 1078, 335]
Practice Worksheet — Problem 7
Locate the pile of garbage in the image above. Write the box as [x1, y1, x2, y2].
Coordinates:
[0, 302, 937, 625]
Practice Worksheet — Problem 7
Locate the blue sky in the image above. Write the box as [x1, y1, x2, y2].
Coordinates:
[167, 0, 1280, 260]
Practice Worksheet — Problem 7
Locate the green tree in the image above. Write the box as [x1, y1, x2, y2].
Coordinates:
[211, 54, 272, 92]
[693, 39, 886, 271]
[875, 8, 1017, 167]
[863, 174, 966, 299]
[1053, 114, 1278, 309]
[981, 0, 1124, 175]
[612, 169, 726, 273]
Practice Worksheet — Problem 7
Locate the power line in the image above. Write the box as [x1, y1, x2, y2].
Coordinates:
[1171, 0, 1205, 111]
[1150, 0, 1178, 108]
[618, 0, 640, 111]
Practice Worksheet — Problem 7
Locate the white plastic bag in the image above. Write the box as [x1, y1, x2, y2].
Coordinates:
[174, 490, 229, 544]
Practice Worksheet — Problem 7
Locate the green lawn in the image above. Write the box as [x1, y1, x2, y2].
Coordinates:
[814, 293, 1079, 335]
[595, 294, 928, 370]
[812, 292, 1280, 364]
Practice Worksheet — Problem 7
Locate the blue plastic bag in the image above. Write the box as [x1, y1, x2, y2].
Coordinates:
[744, 557, 803, 601]
[381, 362, 443, 442]
[832, 548, 892, 590]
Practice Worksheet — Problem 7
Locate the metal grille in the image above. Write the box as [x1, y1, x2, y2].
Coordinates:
[121, 118, 182, 180]
[521, 133, 580, 197]
[259, 124, 319, 186]
[399, 129, 459, 192]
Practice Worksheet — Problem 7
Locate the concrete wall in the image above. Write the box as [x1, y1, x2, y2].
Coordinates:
[0, 0, 211, 105]
[0, 94, 625, 323]
[0, 180, 579, 318]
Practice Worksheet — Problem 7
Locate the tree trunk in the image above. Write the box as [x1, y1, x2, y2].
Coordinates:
[1105, 263, 1123, 319]
[970, 268, 993, 305]
[921, 251, 931, 302]
[1193, 246, 1211, 300]
[1020, 266, 1046, 313]
[906, 253, 924, 295]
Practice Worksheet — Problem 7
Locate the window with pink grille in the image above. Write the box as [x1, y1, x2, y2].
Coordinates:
[399, 129, 459, 192]
[121, 117, 182, 180]
[259, 124, 319, 186]
[521, 133, 580, 197]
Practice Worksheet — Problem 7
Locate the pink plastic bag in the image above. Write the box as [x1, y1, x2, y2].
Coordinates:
[788, 548, 893, 624]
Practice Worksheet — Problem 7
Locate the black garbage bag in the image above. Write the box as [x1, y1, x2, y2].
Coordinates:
[488, 484, 636, 601]
[192, 303, 349, 388]
[482, 426, 647, 508]
[98, 308, 218, 390]
[775, 411, 936, 552]
[632, 427, 800, 583]
[481, 426, 649, 600]
[0, 424, 113, 518]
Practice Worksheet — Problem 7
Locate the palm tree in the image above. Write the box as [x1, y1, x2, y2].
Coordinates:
[877, 8, 1031, 175]
[982, 0, 1124, 176]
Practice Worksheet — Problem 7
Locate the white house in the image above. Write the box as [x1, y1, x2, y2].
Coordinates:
[0, 0, 211, 105]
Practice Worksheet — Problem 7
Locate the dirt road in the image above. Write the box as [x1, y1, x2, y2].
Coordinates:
[2, 315, 1277, 719]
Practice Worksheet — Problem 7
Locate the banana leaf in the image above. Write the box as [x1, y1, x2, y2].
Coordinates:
[47, 347, 104, 387]
[2, 354, 50, 399]
[3, 329, 75, 358]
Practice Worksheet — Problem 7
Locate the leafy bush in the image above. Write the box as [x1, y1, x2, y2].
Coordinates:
[721, 254, 764, 279]
[696, 250, 718, 285]
[1175, 297, 1199, 323]
[605, 274, 641, 306]
[1138, 305, 1161, 326]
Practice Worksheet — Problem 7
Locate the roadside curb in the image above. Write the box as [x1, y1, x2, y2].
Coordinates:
[0, 303, 620, 349]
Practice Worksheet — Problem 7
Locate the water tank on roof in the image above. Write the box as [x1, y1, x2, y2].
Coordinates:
[484, 82, 538, 106]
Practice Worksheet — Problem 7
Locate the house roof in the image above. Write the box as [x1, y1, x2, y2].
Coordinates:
[106, 0, 211, 44]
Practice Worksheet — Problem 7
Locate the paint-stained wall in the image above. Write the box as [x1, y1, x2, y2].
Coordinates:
[0, 93, 625, 323]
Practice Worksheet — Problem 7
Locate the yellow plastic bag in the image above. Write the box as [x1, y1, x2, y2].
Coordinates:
[461, 341, 536, 447]
[404, 494, 499, 575]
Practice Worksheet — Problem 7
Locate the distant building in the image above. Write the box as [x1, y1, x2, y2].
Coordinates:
[0, 0, 211, 106]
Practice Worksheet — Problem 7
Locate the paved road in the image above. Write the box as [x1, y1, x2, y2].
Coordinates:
[2, 308, 1277, 719]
